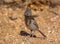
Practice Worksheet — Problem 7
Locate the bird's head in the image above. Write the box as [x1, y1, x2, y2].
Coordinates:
[24, 7, 32, 17]
[24, 6, 38, 18]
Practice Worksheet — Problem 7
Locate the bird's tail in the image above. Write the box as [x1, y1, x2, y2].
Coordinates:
[38, 30, 46, 37]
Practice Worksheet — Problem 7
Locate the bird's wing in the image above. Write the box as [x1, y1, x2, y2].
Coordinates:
[31, 20, 39, 29]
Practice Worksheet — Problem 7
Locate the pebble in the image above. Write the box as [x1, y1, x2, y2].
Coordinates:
[50, 15, 59, 21]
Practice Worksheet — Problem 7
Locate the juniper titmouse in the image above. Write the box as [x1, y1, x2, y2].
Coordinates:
[24, 6, 46, 37]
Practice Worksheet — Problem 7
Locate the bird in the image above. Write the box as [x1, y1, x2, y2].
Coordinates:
[24, 6, 46, 38]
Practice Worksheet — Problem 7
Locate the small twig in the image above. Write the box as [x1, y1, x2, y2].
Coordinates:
[48, 8, 60, 16]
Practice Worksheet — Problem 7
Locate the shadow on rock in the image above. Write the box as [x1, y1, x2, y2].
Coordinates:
[20, 31, 36, 38]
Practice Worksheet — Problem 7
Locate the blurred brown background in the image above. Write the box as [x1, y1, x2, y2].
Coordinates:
[0, 0, 60, 44]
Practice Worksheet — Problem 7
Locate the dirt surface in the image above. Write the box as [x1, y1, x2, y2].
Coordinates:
[0, 0, 60, 44]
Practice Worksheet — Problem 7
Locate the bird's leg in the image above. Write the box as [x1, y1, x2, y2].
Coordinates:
[30, 30, 35, 38]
